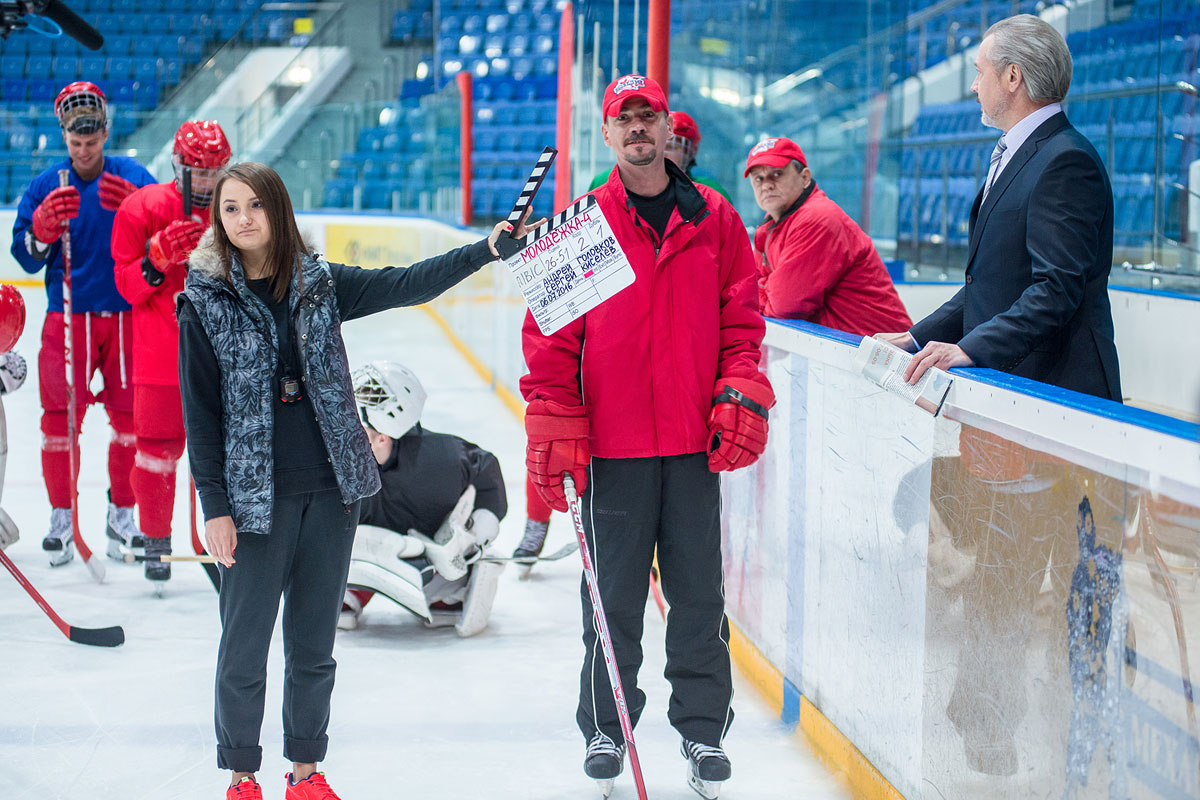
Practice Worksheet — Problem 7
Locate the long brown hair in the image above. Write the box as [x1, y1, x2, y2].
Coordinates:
[210, 162, 307, 302]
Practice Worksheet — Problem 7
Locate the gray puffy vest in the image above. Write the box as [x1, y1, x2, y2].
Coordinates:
[182, 243, 380, 536]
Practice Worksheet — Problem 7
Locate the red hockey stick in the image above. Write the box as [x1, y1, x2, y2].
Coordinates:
[0, 547, 123, 646]
[58, 170, 103, 583]
[564, 474, 649, 800]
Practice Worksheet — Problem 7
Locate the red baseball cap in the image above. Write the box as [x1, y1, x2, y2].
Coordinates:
[602, 74, 668, 119]
[669, 111, 701, 144]
[744, 136, 808, 176]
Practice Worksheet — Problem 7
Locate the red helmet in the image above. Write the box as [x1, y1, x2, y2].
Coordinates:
[669, 111, 701, 145]
[54, 81, 108, 135]
[173, 121, 232, 170]
[173, 121, 231, 209]
[0, 284, 26, 354]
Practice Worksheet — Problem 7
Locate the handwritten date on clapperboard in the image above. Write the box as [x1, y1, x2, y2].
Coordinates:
[502, 195, 635, 336]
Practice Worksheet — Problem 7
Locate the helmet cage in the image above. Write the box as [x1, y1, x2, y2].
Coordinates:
[664, 133, 697, 169]
[172, 156, 222, 209]
[55, 83, 108, 135]
[352, 361, 427, 440]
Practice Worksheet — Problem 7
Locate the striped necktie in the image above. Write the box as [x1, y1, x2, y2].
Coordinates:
[982, 135, 1007, 202]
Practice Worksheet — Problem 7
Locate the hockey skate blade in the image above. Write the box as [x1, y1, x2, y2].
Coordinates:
[517, 562, 535, 580]
[687, 769, 722, 799]
[594, 778, 614, 798]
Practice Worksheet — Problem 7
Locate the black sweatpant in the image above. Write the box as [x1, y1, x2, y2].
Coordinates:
[214, 489, 360, 772]
[576, 454, 734, 748]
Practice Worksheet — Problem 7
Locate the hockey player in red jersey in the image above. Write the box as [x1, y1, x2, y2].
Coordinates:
[112, 120, 231, 583]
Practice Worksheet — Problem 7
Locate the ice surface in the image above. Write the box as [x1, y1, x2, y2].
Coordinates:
[0, 290, 848, 799]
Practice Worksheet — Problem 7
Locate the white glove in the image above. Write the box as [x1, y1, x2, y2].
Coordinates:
[0, 351, 26, 395]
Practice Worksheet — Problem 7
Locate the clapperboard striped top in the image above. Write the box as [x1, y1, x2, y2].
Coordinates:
[524, 194, 598, 245]
[506, 146, 558, 226]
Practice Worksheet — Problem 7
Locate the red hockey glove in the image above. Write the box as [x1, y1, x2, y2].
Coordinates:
[525, 399, 589, 513]
[31, 186, 80, 244]
[98, 172, 137, 211]
[707, 377, 775, 473]
[148, 219, 206, 272]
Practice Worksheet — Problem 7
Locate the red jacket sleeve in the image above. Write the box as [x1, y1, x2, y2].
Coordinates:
[519, 310, 585, 408]
[761, 215, 848, 320]
[111, 189, 158, 307]
[714, 203, 769, 391]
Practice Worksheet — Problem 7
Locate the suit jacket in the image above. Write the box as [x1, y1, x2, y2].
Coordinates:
[910, 112, 1122, 401]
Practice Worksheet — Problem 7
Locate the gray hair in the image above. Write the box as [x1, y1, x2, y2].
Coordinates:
[984, 14, 1073, 103]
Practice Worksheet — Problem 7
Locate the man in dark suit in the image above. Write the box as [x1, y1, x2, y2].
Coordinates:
[879, 14, 1121, 403]
[878, 15, 1124, 778]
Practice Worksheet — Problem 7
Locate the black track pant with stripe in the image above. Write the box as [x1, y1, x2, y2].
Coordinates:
[576, 453, 734, 748]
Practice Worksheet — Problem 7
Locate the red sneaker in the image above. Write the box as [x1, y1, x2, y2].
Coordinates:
[285, 772, 343, 800]
[226, 777, 263, 800]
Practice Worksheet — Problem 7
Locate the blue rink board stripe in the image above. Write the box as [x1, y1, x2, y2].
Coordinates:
[766, 318, 1199, 442]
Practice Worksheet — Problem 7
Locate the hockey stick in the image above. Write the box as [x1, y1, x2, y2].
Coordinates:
[124, 553, 216, 564]
[649, 562, 667, 622]
[0, 547, 123, 646]
[180, 169, 220, 591]
[478, 540, 579, 564]
[58, 170, 103, 583]
[564, 474, 649, 800]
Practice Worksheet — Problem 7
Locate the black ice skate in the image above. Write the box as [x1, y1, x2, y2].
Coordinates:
[681, 738, 731, 799]
[584, 731, 626, 798]
[512, 518, 548, 579]
[143, 536, 171, 584]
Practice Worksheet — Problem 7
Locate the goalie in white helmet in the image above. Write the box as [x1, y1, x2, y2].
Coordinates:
[344, 361, 508, 637]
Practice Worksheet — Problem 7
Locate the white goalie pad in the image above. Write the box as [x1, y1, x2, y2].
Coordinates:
[455, 556, 504, 638]
[411, 486, 477, 581]
[469, 509, 500, 549]
[347, 525, 431, 621]
[0, 507, 18, 551]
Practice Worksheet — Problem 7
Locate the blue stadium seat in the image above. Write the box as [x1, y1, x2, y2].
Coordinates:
[1, 54, 26, 77]
[134, 57, 159, 83]
[28, 78, 56, 102]
[1, 79, 26, 103]
[161, 58, 181, 85]
[108, 78, 135, 106]
[51, 56, 79, 81]
[108, 56, 134, 79]
[134, 80, 159, 110]
[80, 55, 107, 79]
[26, 55, 52, 78]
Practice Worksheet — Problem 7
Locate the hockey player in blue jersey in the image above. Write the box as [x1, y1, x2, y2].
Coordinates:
[9, 81, 156, 567]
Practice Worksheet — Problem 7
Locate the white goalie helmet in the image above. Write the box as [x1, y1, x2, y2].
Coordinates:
[352, 360, 427, 439]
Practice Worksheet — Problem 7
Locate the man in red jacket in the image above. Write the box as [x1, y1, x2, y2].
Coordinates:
[746, 136, 912, 335]
[112, 120, 231, 583]
[520, 74, 773, 798]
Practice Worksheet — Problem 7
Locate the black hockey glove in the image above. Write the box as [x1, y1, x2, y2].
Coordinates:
[141, 255, 165, 287]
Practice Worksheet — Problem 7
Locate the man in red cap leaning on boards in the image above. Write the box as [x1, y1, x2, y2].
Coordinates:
[745, 136, 912, 335]
[519, 73, 774, 799]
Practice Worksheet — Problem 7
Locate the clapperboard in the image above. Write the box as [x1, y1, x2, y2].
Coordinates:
[501, 149, 636, 336]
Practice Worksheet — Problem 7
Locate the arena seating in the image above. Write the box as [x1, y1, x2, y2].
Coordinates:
[0, 0, 309, 203]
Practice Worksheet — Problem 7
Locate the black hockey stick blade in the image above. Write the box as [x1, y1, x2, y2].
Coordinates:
[68, 623, 125, 647]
